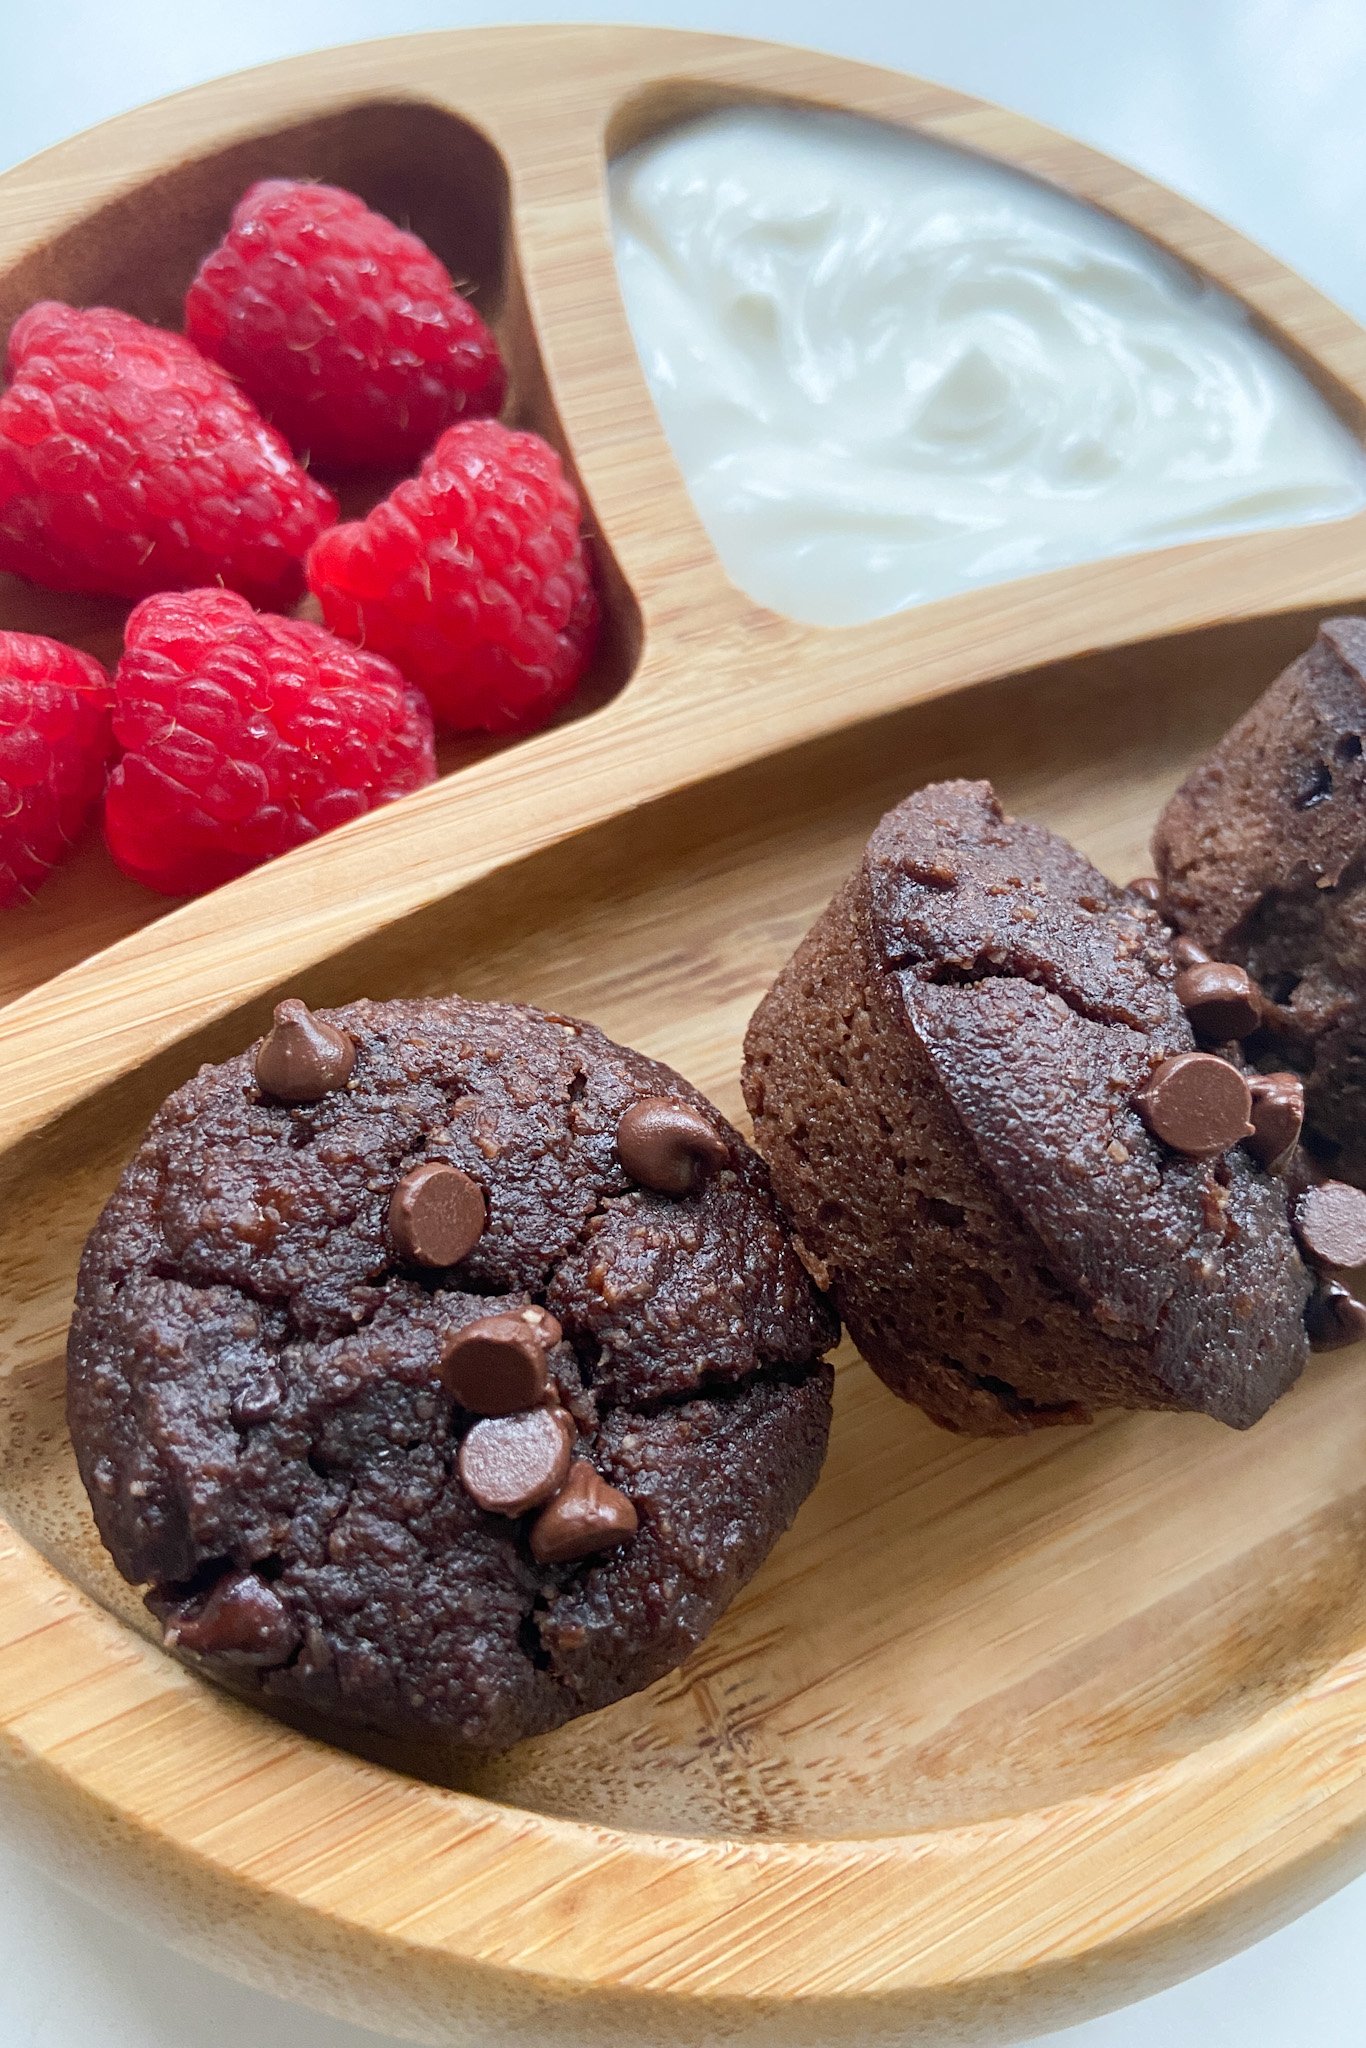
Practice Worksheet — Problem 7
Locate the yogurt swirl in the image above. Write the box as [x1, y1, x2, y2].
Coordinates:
[610, 107, 1366, 627]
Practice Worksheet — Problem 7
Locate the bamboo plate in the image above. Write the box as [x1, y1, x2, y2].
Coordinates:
[2, 26, 1366, 2048]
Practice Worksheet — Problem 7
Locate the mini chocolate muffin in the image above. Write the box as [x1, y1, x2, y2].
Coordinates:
[742, 780, 1310, 1436]
[69, 996, 835, 1750]
[1153, 618, 1366, 1185]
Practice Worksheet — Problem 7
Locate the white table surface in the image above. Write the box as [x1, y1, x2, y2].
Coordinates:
[2, 2, 1366, 2043]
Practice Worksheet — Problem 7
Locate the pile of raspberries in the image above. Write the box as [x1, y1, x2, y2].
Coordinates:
[0, 179, 599, 903]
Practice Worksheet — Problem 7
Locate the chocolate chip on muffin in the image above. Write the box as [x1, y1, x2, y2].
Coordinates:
[1292, 1178, 1366, 1274]
[1133, 1050, 1254, 1158]
[1170, 961, 1263, 1045]
[1306, 1279, 1366, 1351]
[1154, 618, 1366, 1184]
[254, 997, 355, 1102]
[387, 1159, 486, 1267]
[1287, 1174, 1366, 1351]
[1245, 1072, 1306, 1172]
[439, 1308, 558, 1414]
[458, 1407, 574, 1515]
[530, 1460, 639, 1565]
[68, 995, 835, 1750]
[616, 1096, 730, 1194]
[743, 779, 1311, 1437]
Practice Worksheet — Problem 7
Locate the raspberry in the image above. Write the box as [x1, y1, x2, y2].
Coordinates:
[307, 420, 599, 733]
[186, 180, 507, 473]
[103, 589, 436, 897]
[0, 302, 336, 607]
[0, 631, 113, 905]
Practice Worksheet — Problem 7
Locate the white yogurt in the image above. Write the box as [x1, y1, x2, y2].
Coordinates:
[610, 107, 1366, 628]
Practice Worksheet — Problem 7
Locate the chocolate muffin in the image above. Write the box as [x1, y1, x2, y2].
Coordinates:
[68, 996, 835, 1750]
[1153, 618, 1366, 1185]
[742, 780, 1311, 1436]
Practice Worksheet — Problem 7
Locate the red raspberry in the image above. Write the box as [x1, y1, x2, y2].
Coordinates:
[186, 180, 507, 474]
[0, 631, 113, 905]
[0, 302, 336, 608]
[103, 589, 436, 897]
[307, 420, 599, 733]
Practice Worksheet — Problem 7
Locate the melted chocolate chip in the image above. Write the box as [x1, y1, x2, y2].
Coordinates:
[1135, 1052, 1254, 1159]
[230, 1368, 283, 1429]
[616, 1097, 729, 1196]
[388, 1162, 485, 1268]
[458, 1407, 574, 1516]
[1174, 960, 1263, 1043]
[1245, 1072, 1305, 1172]
[254, 999, 354, 1103]
[529, 1460, 639, 1565]
[1294, 1180, 1366, 1273]
[1170, 934, 1212, 970]
[440, 1310, 554, 1415]
[1126, 875, 1162, 905]
[168, 1571, 298, 1667]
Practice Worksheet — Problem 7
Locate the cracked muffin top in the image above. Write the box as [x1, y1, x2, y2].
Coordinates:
[743, 779, 1311, 1436]
[68, 995, 836, 1750]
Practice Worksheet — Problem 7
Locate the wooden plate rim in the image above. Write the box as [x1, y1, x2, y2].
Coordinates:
[7, 1452, 1366, 2003]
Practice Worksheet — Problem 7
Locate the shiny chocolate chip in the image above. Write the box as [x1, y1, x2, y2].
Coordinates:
[1306, 1278, 1366, 1351]
[168, 1571, 298, 1667]
[1126, 875, 1162, 905]
[1170, 934, 1212, 970]
[1174, 960, 1263, 1043]
[1245, 1072, 1305, 1172]
[616, 1097, 729, 1196]
[529, 1460, 638, 1565]
[1135, 1052, 1254, 1160]
[1294, 1180, 1366, 1273]
[388, 1161, 485, 1268]
[440, 1310, 555, 1415]
[459, 1406, 574, 1516]
[254, 998, 354, 1103]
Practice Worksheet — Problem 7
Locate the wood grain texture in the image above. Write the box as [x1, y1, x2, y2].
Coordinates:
[1, 27, 1366, 2047]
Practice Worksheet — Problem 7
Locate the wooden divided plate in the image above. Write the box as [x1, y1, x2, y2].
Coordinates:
[2, 26, 1366, 2047]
